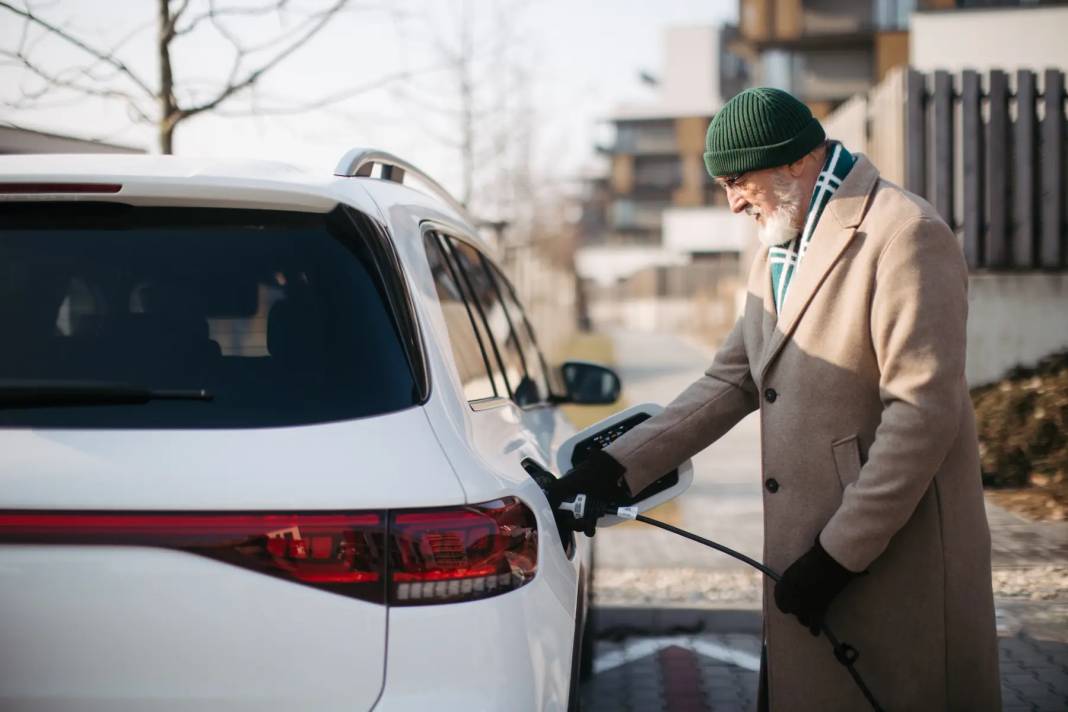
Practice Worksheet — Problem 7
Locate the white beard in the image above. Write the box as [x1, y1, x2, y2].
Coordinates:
[752, 175, 805, 247]
[755, 206, 799, 247]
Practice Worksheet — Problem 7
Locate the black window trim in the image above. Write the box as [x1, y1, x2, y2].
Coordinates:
[486, 262, 559, 409]
[479, 258, 554, 409]
[419, 221, 511, 410]
[422, 227, 502, 401]
[418, 221, 557, 412]
[437, 234, 515, 399]
[343, 206, 430, 404]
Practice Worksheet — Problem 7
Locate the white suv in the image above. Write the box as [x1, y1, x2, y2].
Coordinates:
[0, 150, 624, 711]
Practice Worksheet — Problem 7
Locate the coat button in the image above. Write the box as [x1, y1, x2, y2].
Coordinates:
[764, 388, 778, 403]
[765, 478, 780, 493]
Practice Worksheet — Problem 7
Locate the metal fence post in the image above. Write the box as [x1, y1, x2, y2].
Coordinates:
[933, 71, 955, 229]
[1040, 69, 1065, 269]
[987, 70, 1010, 269]
[1014, 70, 1038, 269]
[906, 69, 927, 197]
[961, 70, 984, 269]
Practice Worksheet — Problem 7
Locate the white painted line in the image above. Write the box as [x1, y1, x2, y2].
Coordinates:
[693, 638, 761, 671]
[592, 635, 762, 675]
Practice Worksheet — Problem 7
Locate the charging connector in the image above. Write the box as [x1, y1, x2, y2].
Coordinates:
[557, 498, 638, 521]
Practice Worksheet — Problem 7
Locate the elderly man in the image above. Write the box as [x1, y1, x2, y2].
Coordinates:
[548, 87, 1001, 710]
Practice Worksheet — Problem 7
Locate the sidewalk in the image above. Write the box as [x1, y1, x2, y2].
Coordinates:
[586, 499, 1068, 711]
[580, 329, 1068, 711]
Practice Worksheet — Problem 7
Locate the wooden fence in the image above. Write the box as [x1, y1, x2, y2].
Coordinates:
[906, 68, 1067, 271]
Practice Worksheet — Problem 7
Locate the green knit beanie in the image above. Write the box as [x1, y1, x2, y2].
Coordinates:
[703, 87, 826, 177]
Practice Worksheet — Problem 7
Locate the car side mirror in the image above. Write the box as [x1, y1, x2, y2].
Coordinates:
[555, 403, 694, 527]
[560, 360, 621, 405]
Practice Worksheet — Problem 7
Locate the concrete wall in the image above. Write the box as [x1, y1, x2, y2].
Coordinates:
[589, 295, 736, 343]
[966, 274, 1068, 387]
[911, 6, 1068, 74]
[575, 245, 689, 287]
[661, 26, 722, 112]
[662, 206, 754, 255]
[819, 66, 907, 185]
[822, 93, 868, 154]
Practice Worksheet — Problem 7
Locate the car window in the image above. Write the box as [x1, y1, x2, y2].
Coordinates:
[422, 231, 500, 401]
[0, 203, 419, 428]
[489, 265, 551, 405]
[447, 239, 545, 407]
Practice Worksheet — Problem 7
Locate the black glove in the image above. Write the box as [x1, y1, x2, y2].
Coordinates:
[568, 498, 607, 538]
[544, 449, 630, 510]
[543, 450, 630, 537]
[774, 535, 858, 635]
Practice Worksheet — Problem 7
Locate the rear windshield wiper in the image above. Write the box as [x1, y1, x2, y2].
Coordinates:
[0, 381, 213, 408]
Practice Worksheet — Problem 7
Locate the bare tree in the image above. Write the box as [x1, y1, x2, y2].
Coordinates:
[0, 0, 412, 152]
[387, 0, 536, 215]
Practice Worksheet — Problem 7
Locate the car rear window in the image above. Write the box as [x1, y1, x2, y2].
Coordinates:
[0, 203, 420, 428]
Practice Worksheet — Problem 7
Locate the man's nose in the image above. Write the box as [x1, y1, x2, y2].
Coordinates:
[727, 188, 748, 214]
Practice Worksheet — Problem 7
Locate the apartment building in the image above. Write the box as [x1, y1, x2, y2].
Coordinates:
[581, 26, 745, 246]
[731, 0, 962, 117]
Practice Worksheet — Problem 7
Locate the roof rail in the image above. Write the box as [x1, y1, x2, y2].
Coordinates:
[334, 148, 468, 219]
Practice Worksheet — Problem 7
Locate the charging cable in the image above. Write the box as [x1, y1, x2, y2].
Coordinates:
[558, 498, 886, 712]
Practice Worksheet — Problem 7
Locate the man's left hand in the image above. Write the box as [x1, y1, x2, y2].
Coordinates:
[774, 536, 858, 635]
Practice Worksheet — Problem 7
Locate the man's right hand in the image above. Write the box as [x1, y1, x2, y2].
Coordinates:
[543, 450, 631, 536]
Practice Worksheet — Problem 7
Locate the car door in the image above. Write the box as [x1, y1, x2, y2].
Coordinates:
[424, 229, 584, 591]
[441, 235, 564, 471]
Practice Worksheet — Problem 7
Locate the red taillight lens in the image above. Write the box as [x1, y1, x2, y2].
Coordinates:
[0, 511, 386, 603]
[0, 498, 538, 606]
[389, 497, 537, 605]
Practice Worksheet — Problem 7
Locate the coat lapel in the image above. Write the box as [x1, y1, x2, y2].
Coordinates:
[758, 156, 881, 381]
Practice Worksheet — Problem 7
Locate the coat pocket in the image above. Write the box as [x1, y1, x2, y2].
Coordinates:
[831, 435, 863, 488]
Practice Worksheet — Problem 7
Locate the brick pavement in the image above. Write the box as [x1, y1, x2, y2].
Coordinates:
[580, 611, 1068, 711]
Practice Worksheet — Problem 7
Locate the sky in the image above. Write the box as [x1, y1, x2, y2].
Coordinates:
[0, 0, 736, 202]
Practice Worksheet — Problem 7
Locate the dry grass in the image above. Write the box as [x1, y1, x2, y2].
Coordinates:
[973, 350, 1068, 521]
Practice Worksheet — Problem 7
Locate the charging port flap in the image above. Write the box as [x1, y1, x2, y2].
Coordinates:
[556, 403, 694, 527]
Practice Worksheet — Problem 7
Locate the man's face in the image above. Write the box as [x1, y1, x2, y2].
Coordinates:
[716, 167, 787, 224]
[717, 167, 807, 247]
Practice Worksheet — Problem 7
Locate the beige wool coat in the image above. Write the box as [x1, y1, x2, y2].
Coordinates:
[604, 156, 1001, 711]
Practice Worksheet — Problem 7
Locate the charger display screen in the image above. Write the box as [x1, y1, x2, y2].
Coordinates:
[571, 412, 679, 503]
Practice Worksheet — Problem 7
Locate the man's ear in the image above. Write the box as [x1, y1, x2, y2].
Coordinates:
[786, 155, 807, 178]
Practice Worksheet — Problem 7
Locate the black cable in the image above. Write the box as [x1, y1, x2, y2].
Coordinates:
[634, 514, 886, 712]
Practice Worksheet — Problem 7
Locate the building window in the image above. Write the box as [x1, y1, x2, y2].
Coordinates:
[875, 0, 915, 30]
[633, 157, 682, 190]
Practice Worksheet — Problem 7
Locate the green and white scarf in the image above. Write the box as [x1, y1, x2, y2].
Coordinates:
[769, 141, 855, 314]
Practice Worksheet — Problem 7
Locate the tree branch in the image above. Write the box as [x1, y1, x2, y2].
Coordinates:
[179, 0, 349, 119]
[211, 64, 446, 116]
[173, 0, 288, 37]
[1, 48, 154, 122]
[0, 0, 156, 99]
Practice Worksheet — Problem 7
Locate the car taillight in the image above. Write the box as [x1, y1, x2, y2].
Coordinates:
[389, 497, 538, 605]
[0, 497, 538, 606]
[0, 511, 386, 603]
